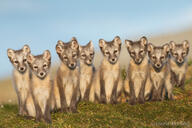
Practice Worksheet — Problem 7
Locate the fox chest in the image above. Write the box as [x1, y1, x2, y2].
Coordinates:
[131, 71, 146, 98]
[103, 69, 119, 102]
[171, 65, 186, 82]
[150, 72, 164, 90]
[63, 76, 78, 106]
[80, 73, 92, 97]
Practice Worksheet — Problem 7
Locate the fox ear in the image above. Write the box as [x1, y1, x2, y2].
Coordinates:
[99, 39, 106, 49]
[43, 50, 51, 61]
[147, 43, 154, 53]
[56, 40, 64, 54]
[125, 40, 132, 49]
[88, 41, 94, 50]
[22, 45, 31, 54]
[169, 41, 176, 50]
[140, 36, 148, 46]
[163, 43, 170, 54]
[113, 36, 121, 47]
[71, 37, 79, 50]
[182, 40, 189, 49]
[7, 49, 15, 58]
[27, 54, 35, 64]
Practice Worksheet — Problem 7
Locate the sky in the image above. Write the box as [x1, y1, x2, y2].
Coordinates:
[0, 0, 192, 78]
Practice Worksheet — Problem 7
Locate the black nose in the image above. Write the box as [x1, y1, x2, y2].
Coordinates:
[70, 63, 74, 67]
[156, 64, 160, 67]
[112, 58, 115, 62]
[20, 67, 24, 71]
[40, 72, 44, 76]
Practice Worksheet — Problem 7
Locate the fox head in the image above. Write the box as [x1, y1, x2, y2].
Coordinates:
[148, 43, 170, 70]
[169, 40, 189, 65]
[99, 36, 121, 64]
[56, 37, 79, 69]
[7, 45, 31, 73]
[79, 41, 94, 66]
[125, 36, 148, 64]
[27, 50, 51, 79]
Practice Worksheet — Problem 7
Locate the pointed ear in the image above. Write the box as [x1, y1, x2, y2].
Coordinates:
[71, 37, 79, 50]
[163, 43, 170, 54]
[56, 40, 64, 54]
[99, 39, 106, 48]
[43, 50, 51, 61]
[22, 44, 31, 54]
[169, 41, 176, 50]
[113, 36, 121, 46]
[79, 46, 82, 52]
[125, 40, 132, 49]
[140, 36, 148, 46]
[88, 41, 94, 50]
[147, 43, 154, 53]
[182, 40, 189, 49]
[7, 49, 15, 58]
[27, 54, 35, 64]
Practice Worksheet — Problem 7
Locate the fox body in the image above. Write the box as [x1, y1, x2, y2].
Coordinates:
[55, 38, 80, 113]
[94, 36, 123, 104]
[124, 37, 148, 105]
[147, 43, 173, 101]
[79, 41, 95, 101]
[7, 45, 35, 117]
[169, 40, 189, 89]
[27, 50, 52, 123]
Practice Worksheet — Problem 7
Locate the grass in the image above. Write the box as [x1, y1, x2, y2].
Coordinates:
[0, 65, 192, 128]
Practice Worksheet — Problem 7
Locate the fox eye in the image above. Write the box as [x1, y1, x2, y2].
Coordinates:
[114, 50, 118, 54]
[139, 50, 144, 54]
[14, 60, 19, 64]
[90, 53, 94, 57]
[152, 55, 156, 60]
[63, 56, 68, 61]
[160, 56, 165, 60]
[43, 64, 47, 68]
[81, 54, 86, 58]
[33, 65, 38, 70]
[23, 58, 27, 62]
[130, 51, 135, 56]
[105, 51, 109, 55]
[72, 53, 77, 58]
[174, 52, 178, 57]
[182, 51, 186, 56]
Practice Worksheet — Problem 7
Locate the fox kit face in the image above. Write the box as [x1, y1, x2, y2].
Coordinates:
[56, 37, 79, 69]
[27, 50, 51, 79]
[169, 40, 189, 64]
[7, 45, 31, 73]
[99, 36, 121, 64]
[125, 36, 148, 64]
[79, 41, 94, 65]
[148, 43, 170, 69]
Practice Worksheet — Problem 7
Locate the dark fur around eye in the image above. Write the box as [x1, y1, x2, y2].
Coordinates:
[72, 54, 77, 58]
[33, 66, 38, 69]
[114, 50, 118, 54]
[23, 59, 27, 62]
[14, 60, 19, 64]
[43, 64, 47, 68]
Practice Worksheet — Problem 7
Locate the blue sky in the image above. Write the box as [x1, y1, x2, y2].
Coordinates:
[0, 0, 192, 78]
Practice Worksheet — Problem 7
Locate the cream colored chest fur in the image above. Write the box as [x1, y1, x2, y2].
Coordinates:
[170, 59, 187, 82]
[80, 63, 93, 98]
[60, 64, 79, 106]
[129, 58, 148, 98]
[32, 74, 50, 114]
[102, 59, 120, 103]
[13, 69, 30, 103]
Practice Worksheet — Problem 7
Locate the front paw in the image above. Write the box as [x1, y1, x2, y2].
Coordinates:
[129, 99, 136, 105]
[138, 98, 145, 104]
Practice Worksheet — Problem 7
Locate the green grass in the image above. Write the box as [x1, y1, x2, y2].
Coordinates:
[0, 65, 192, 128]
[0, 99, 192, 128]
